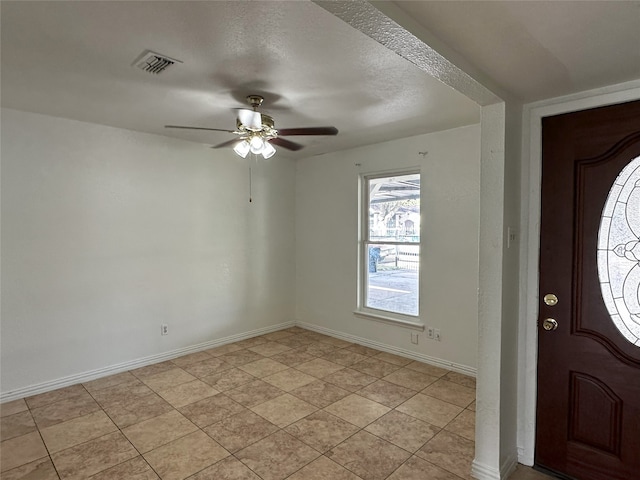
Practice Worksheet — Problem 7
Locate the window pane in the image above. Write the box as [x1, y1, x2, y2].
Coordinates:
[369, 174, 420, 243]
[366, 243, 419, 316]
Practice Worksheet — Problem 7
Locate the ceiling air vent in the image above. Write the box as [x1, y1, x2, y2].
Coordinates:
[133, 50, 182, 74]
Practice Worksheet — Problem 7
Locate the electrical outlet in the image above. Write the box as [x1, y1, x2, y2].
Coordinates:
[427, 327, 434, 339]
[434, 329, 441, 341]
[161, 324, 169, 336]
[411, 332, 419, 344]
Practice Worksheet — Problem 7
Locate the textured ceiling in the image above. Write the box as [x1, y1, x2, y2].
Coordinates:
[0, 1, 480, 158]
[392, 0, 640, 102]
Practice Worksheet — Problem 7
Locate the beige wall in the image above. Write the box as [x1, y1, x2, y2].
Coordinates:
[0, 108, 296, 395]
[295, 125, 481, 371]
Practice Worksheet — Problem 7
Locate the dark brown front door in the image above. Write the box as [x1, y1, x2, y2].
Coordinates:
[537, 100, 640, 480]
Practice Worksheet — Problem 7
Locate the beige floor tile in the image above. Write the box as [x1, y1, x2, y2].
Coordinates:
[179, 393, 246, 428]
[235, 431, 320, 480]
[40, 410, 117, 453]
[270, 349, 316, 367]
[155, 379, 219, 408]
[285, 410, 359, 453]
[387, 455, 461, 480]
[0, 399, 28, 418]
[322, 349, 368, 366]
[31, 392, 101, 429]
[201, 368, 256, 392]
[263, 369, 316, 392]
[373, 352, 412, 366]
[206, 343, 246, 356]
[404, 361, 450, 378]
[324, 394, 390, 428]
[443, 371, 476, 389]
[248, 342, 292, 357]
[345, 344, 381, 357]
[225, 337, 266, 349]
[25, 385, 87, 410]
[287, 455, 363, 480]
[0, 431, 48, 472]
[183, 357, 232, 378]
[143, 430, 229, 480]
[141, 368, 197, 391]
[1, 410, 37, 441]
[351, 358, 401, 378]
[396, 393, 463, 428]
[226, 380, 284, 408]
[468, 400, 476, 412]
[422, 379, 476, 408]
[219, 350, 264, 367]
[260, 331, 295, 342]
[282, 326, 308, 334]
[0, 457, 59, 480]
[90, 380, 154, 407]
[131, 361, 177, 380]
[83, 371, 138, 393]
[171, 351, 213, 368]
[189, 455, 261, 479]
[122, 409, 197, 453]
[51, 431, 137, 480]
[251, 393, 317, 428]
[295, 342, 337, 357]
[275, 335, 315, 349]
[365, 410, 440, 452]
[204, 410, 278, 453]
[295, 358, 344, 378]
[445, 409, 475, 441]
[238, 358, 288, 378]
[318, 337, 353, 348]
[416, 430, 475, 480]
[357, 380, 417, 408]
[90, 456, 158, 479]
[326, 431, 411, 480]
[102, 392, 173, 429]
[383, 368, 438, 391]
[289, 380, 351, 408]
[323, 368, 377, 392]
[299, 332, 332, 342]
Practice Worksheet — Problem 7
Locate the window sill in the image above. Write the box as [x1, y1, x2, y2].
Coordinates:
[353, 310, 425, 331]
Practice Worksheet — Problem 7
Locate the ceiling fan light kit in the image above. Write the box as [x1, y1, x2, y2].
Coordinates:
[165, 95, 338, 159]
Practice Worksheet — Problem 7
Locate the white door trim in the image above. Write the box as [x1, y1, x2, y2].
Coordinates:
[518, 79, 640, 465]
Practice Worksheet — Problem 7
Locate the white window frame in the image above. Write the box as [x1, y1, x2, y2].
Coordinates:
[355, 169, 425, 331]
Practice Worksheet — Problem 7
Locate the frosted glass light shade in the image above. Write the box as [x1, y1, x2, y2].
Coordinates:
[262, 141, 276, 159]
[249, 135, 264, 154]
[233, 140, 250, 158]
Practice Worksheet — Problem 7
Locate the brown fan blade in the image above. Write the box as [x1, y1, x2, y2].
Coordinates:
[165, 125, 236, 133]
[211, 138, 241, 149]
[277, 126, 338, 136]
[270, 137, 304, 151]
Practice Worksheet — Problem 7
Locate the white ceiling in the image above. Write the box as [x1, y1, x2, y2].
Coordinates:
[1, 1, 638, 158]
[393, 0, 640, 103]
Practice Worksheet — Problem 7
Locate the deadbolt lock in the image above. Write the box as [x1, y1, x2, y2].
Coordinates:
[542, 318, 558, 331]
[543, 293, 558, 306]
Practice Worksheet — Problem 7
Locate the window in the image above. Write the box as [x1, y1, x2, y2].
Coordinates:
[359, 172, 420, 320]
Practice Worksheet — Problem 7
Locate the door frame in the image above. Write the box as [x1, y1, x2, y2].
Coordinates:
[519, 79, 640, 466]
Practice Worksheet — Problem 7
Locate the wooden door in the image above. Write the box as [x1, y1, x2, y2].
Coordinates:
[537, 100, 640, 480]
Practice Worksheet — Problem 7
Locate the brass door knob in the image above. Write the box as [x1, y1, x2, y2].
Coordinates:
[542, 318, 558, 331]
[543, 293, 558, 306]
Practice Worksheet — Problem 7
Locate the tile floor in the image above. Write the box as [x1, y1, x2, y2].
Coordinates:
[0, 327, 552, 480]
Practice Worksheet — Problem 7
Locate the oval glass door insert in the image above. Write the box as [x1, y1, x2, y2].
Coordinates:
[598, 155, 640, 346]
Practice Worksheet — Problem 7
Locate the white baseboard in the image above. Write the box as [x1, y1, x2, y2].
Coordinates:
[471, 452, 518, 480]
[0, 321, 294, 403]
[296, 321, 476, 377]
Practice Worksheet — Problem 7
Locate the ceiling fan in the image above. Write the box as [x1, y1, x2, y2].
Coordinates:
[165, 95, 338, 159]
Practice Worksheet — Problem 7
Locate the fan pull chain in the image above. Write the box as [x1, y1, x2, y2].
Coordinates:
[249, 166, 252, 203]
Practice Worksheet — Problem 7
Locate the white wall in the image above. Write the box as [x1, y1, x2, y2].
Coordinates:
[0, 108, 296, 395]
[295, 125, 481, 370]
